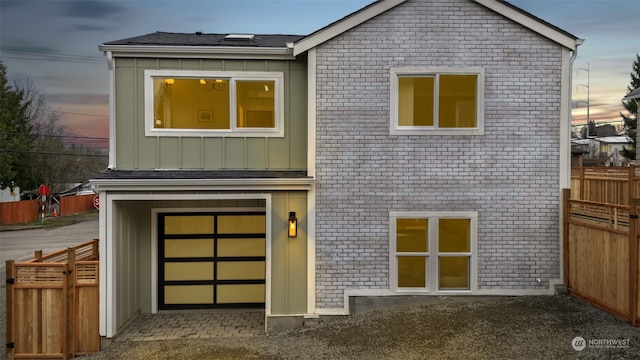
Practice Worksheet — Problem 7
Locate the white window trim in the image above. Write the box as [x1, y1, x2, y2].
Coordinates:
[144, 70, 285, 137]
[390, 67, 485, 136]
[389, 211, 478, 294]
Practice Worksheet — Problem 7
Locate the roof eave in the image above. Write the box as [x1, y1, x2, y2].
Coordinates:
[293, 0, 407, 56]
[473, 0, 580, 50]
[98, 44, 296, 60]
[89, 177, 314, 191]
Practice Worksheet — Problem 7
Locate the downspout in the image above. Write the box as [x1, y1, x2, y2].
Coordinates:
[105, 51, 116, 169]
[557, 38, 583, 293]
[563, 39, 583, 188]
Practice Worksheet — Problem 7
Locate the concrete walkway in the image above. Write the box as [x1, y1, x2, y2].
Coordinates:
[114, 309, 265, 341]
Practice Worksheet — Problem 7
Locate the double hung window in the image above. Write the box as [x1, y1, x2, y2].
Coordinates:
[390, 211, 477, 292]
[145, 70, 284, 137]
[390, 67, 484, 135]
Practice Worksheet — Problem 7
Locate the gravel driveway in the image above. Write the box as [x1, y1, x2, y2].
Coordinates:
[79, 295, 640, 360]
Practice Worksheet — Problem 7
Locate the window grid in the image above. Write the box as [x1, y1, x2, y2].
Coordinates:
[390, 212, 477, 293]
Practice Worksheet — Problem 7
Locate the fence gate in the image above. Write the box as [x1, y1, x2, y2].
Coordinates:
[5, 240, 100, 360]
[8, 263, 68, 359]
[563, 189, 640, 326]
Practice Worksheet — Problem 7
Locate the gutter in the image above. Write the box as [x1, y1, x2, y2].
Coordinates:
[89, 177, 314, 192]
[98, 45, 296, 60]
[105, 50, 116, 170]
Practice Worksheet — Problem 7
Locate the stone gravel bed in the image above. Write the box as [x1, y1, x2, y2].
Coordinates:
[77, 295, 640, 360]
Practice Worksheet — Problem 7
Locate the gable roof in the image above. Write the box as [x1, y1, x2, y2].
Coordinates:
[293, 0, 581, 56]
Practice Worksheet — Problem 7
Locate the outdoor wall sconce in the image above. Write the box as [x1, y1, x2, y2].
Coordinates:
[288, 212, 298, 238]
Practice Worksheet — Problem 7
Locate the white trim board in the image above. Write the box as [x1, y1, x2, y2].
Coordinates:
[315, 285, 562, 316]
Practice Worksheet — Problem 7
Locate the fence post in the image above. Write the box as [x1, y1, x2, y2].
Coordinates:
[92, 238, 99, 260]
[580, 166, 586, 200]
[66, 248, 75, 359]
[630, 199, 640, 326]
[6, 260, 14, 360]
[632, 165, 638, 204]
[34, 250, 42, 262]
[563, 189, 571, 289]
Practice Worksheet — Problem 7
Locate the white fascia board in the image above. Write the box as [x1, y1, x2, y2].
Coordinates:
[98, 45, 295, 60]
[472, 0, 579, 50]
[89, 178, 314, 192]
[293, 0, 407, 56]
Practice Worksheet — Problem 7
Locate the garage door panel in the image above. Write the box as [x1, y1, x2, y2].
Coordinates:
[217, 261, 265, 280]
[164, 215, 214, 234]
[165, 239, 214, 258]
[218, 215, 266, 234]
[217, 284, 265, 303]
[218, 238, 265, 257]
[165, 285, 214, 304]
[165, 262, 215, 281]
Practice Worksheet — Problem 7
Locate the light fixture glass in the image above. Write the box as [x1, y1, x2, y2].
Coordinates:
[288, 212, 298, 238]
[200, 78, 227, 91]
[164, 78, 175, 85]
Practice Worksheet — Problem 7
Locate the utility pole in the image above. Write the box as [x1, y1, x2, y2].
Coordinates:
[577, 63, 590, 137]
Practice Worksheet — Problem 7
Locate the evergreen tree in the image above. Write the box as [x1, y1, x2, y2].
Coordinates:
[622, 54, 640, 160]
[0, 61, 34, 189]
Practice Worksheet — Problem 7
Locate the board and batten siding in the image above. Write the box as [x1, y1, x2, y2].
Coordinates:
[114, 58, 307, 170]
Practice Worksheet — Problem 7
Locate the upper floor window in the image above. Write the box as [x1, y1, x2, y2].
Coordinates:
[390, 67, 484, 135]
[145, 70, 284, 137]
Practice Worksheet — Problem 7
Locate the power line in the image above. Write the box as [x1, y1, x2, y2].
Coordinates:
[39, 109, 108, 118]
[0, 49, 105, 65]
[1, 132, 108, 141]
[0, 149, 108, 157]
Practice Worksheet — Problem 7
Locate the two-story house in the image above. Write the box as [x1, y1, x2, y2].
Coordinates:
[92, 0, 582, 341]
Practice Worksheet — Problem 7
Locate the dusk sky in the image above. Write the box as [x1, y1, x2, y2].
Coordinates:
[1, 0, 639, 147]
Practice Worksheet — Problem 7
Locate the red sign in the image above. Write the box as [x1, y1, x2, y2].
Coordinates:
[39, 184, 50, 196]
[93, 195, 100, 210]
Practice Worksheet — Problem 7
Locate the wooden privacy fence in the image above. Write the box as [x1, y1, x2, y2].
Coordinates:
[60, 194, 96, 216]
[0, 199, 39, 225]
[5, 239, 100, 360]
[563, 189, 639, 326]
[571, 165, 640, 205]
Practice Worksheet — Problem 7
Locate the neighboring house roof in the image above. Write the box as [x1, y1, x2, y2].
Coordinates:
[571, 144, 588, 154]
[624, 87, 640, 101]
[572, 136, 631, 145]
[292, 0, 582, 56]
[571, 138, 591, 145]
[595, 136, 632, 144]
